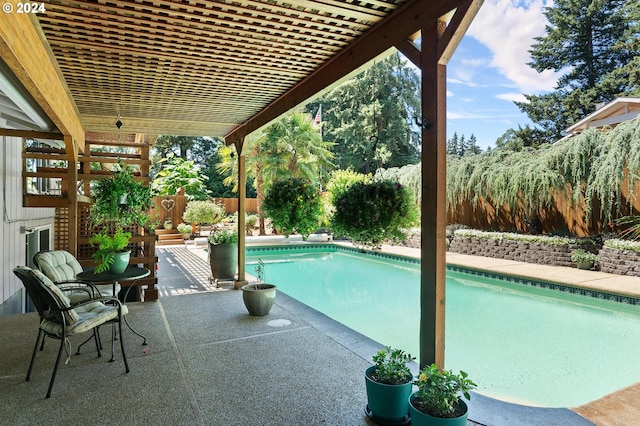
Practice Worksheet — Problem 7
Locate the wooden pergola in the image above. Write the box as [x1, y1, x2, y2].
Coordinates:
[0, 0, 482, 367]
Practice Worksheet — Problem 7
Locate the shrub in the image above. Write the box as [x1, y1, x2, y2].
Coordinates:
[331, 179, 418, 249]
[262, 178, 324, 239]
[182, 200, 225, 225]
[326, 169, 372, 205]
[604, 239, 640, 253]
[570, 249, 597, 264]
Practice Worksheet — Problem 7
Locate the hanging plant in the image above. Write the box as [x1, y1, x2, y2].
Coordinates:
[262, 178, 324, 239]
[331, 179, 418, 249]
[90, 160, 152, 228]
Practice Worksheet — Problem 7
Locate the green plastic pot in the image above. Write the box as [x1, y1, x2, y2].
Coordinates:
[409, 394, 469, 426]
[365, 365, 412, 423]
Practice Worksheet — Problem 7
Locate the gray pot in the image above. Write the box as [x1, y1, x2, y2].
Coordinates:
[209, 242, 238, 279]
[241, 283, 276, 316]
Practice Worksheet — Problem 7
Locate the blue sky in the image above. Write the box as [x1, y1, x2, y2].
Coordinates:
[445, 0, 562, 150]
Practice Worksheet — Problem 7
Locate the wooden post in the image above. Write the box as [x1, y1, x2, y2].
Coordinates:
[66, 135, 79, 257]
[235, 138, 248, 288]
[419, 19, 448, 369]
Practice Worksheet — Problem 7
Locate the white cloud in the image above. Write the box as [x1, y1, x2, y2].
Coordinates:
[467, 0, 562, 93]
[495, 92, 528, 103]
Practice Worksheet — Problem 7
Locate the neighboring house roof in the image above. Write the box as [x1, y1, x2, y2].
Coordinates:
[565, 97, 640, 135]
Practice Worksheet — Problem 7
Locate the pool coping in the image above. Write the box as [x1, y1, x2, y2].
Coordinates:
[246, 242, 640, 306]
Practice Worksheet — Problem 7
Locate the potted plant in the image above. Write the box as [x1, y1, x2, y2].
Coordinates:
[163, 218, 173, 230]
[330, 179, 418, 250]
[208, 228, 238, 280]
[90, 160, 152, 229]
[89, 160, 152, 274]
[571, 249, 597, 270]
[176, 223, 192, 240]
[183, 200, 225, 236]
[89, 229, 133, 274]
[409, 364, 476, 425]
[364, 346, 414, 424]
[245, 214, 258, 236]
[241, 258, 277, 316]
[261, 178, 324, 239]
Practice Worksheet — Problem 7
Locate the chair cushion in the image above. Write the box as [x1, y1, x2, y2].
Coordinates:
[40, 303, 128, 336]
[35, 251, 83, 282]
[31, 269, 80, 324]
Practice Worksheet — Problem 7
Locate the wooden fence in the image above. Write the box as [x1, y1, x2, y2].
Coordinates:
[447, 181, 640, 237]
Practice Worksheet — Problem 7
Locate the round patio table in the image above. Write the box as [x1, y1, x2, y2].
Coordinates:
[77, 266, 150, 347]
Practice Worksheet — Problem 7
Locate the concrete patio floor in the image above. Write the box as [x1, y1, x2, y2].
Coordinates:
[1, 242, 636, 425]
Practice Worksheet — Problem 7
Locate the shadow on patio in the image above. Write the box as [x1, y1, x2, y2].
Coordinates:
[0, 246, 594, 425]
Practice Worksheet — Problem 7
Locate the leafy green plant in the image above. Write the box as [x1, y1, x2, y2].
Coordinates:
[330, 179, 418, 249]
[89, 229, 132, 273]
[254, 258, 265, 283]
[176, 223, 192, 234]
[613, 215, 640, 240]
[262, 178, 324, 239]
[325, 169, 372, 205]
[571, 249, 597, 264]
[604, 239, 640, 253]
[412, 364, 476, 419]
[151, 153, 209, 199]
[368, 346, 414, 385]
[208, 228, 238, 245]
[90, 160, 152, 228]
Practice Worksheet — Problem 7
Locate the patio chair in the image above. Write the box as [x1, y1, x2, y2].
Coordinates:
[33, 250, 121, 300]
[13, 266, 130, 398]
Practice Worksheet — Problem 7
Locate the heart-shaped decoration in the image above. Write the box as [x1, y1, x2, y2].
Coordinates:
[161, 198, 175, 211]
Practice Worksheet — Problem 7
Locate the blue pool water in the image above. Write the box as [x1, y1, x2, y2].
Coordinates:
[245, 247, 640, 407]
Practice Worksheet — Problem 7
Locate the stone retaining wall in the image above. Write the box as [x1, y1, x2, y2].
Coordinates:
[446, 236, 599, 268]
[598, 246, 640, 277]
[400, 231, 640, 277]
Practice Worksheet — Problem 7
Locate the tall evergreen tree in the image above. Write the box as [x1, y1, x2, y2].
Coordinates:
[310, 52, 421, 173]
[515, 0, 638, 143]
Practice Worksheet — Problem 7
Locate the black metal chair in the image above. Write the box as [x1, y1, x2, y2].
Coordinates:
[13, 266, 130, 398]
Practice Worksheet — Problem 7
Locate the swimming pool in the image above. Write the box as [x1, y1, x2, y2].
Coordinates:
[245, 245, 640, 407]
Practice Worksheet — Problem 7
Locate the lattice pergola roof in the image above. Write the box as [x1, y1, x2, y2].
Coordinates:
[35, 0, 411, 140]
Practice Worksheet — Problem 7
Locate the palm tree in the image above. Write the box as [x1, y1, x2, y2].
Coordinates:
[217, 111, 334, 234]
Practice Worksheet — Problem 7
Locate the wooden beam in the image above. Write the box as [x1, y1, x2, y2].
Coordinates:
[0, 129, 64, 140]
[437, 0, 484, 65]
[235, 138, 248, 289]
[0, 7, 85, 149]
[420, 19, 448, 369]
[396, 38, 421, 68]
[224, 0, 468, 144]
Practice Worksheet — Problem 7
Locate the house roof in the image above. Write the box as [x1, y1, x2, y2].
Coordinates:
[565, 97, 640, 135]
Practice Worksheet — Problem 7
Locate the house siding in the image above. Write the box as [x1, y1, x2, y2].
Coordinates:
[0, 135, 55, 315]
